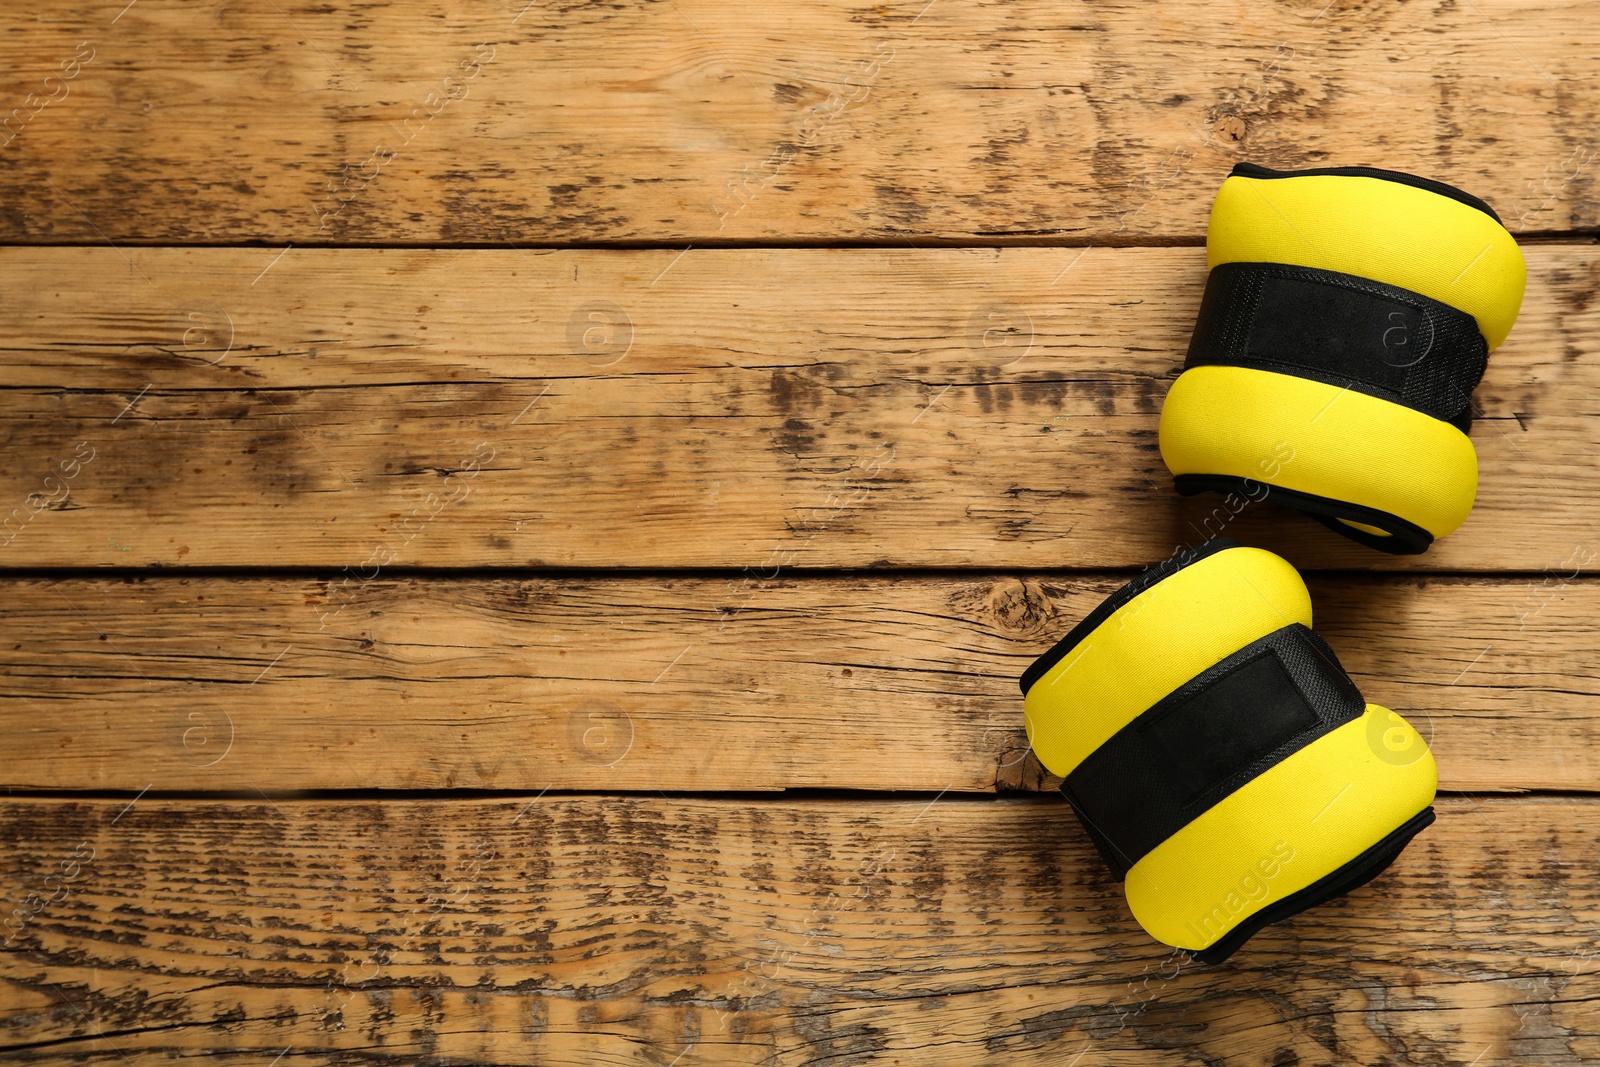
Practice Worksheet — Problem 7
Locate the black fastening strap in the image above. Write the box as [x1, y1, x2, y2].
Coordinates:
[1185, 261, 1489, 431]
[1061, 623, 1366, 879]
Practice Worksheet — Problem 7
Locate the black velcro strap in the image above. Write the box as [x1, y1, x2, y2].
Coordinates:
[1062, 623, 1365, 879]
[1185, 261, 1489, 430]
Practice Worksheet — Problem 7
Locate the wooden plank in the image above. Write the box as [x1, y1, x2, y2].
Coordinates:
[2, 573, 1593, 794]
[1, 246, 1595, 571]
[1, 795, 1596, 1064]
[0, 2, 1595, 243]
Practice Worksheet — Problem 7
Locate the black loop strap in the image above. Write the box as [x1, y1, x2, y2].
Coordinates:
[1061, 623, 1365, 879]
[1172, 475, 1435, 555]
[1185, 261, 1489, 430]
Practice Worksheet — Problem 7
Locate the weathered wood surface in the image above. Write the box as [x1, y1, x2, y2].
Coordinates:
[4, 2, 1598, 1062]
[1, 795, 1596, 1065]
[2, 246, 1596, 572]
[0, 1, 1595, 244]
[1, 573, 1591, 794]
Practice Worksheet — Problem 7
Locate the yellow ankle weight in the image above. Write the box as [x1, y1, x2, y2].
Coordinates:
[1159, 163, 1526, 553]
[1018, 540, 1437, 962]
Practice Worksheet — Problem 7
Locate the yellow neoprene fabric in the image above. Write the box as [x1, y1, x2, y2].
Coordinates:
[1023, 546, 1309, 778]
[1160, 365, 1480, 540]
[1022, 543, 1438, 956]
[1161, 168, 1525, 544]
[1208, 172, 1525, 348]
[1125, 705, 1437, 951]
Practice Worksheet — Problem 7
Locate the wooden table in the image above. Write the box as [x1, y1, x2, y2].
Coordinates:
[3, 2, 1597, 1063]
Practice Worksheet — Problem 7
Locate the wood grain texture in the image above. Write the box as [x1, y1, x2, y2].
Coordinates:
[2, 246, 1596, 571]
[4, 2, 1596, 1061]
[0, 1, 1595, 244]
[1, 795, 1596, 1065]
[2, 573, 1592, 794]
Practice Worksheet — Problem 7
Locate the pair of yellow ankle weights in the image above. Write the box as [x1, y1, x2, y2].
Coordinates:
[1020, 163, 1526, 962]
